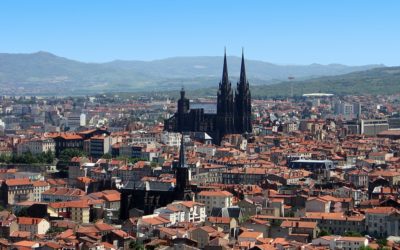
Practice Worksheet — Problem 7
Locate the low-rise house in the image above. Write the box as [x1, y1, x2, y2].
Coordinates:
[279, 221, 319, 242]
[17, 217, 50, 235]
[238, 231, 263, 244]
[305, 197, 330, 213]
[0, 211, 17, 238]
[241, 217, 270, 238]
[237, 198, 264, 217]
[136, 215, 171, 239]
[189, 226, 226, 249]
[205, 217, 237, 233]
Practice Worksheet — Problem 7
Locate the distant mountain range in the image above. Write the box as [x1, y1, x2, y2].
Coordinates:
[251, 66, 400, 97]
[181, 66, 400, 98]
[0, 51, 384, 96]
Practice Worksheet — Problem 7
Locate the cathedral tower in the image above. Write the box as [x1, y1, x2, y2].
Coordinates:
[216, 49, 235, 142]
[177, 87, 189, 132]
[235, 49, 252, 133]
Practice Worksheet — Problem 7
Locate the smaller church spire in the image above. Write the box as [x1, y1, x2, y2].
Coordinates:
[178, 134, 186, 168]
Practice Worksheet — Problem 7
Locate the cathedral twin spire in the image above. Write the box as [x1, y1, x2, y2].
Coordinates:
[220, 48, 249, 97]
[217, 49, 252, 135]
[221, 48, 230, 89]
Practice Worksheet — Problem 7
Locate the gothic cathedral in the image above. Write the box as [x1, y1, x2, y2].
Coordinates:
[164, 50, 252, 144]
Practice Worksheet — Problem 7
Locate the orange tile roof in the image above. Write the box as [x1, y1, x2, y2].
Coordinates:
[42, 187, 85, 196]
[112, 229, 130, 239]
[239, 231, 263, 239]
[95, 222, 115, 232]
[32, 180, 49, 187]
[12, 240, 37, 247]
[198, 190, 233, 197]
[280, 220, 317, 229]
[178, 201, 204, 208]
[364, 207, 397, 214]
[10, 231, 31, 238]
[141, 216, 170, 226]
[49, 200, 90, 209]
[207, 217, 231, 224]
[17, 217, 45, 225]
[5, 178, 31, 186]
[304, 212, 365, 221]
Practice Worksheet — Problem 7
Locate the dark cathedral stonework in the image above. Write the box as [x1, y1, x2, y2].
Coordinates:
[164, 50, 252, 144]
[119, 136, 193, 220]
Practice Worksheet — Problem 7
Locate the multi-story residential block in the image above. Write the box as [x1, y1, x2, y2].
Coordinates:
[302, 212, 365, 235]
[32, 180, 50, 202]
[154, 201, 206, 224]
[41, 187, 86, 202]
[345, 169, 369, 188]
[197, 190, 233, 215]
[17, 138, 55, 155]
[312, 236, 369, 250]
[1, 179, 34, 206]
[365, 207, 400, 237]
[83, 134, 112, 158]
[160, 132, 181, 147]
[47, 200, 90, 224]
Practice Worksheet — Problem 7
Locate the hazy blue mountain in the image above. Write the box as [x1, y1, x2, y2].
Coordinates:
[0, 51, 384, 95]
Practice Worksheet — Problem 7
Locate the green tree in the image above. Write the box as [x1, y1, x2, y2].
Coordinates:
[46, 227, 67, 235]
[318, 230, 331, 237]
[15, 207, 29, 217]
[102, 153, 112, 159]
[376, 238, 388, 248]
[343, 231, 363, 237]
[129, 241, 144, 250]
[359, 246, 373, 250]
[129, 158, 147, 164]
[59, 148, 86, 162]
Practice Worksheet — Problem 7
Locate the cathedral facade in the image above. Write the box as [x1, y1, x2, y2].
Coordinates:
[164, 50, 252, 144]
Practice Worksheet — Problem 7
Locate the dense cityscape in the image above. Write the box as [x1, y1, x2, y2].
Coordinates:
[2, 1, 400, 249]
[0, 50, 399, 250]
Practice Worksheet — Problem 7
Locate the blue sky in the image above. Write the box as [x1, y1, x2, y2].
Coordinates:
[0, 1, 398, 65]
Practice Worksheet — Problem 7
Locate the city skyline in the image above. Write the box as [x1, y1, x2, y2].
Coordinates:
[0, 0, 399, 65]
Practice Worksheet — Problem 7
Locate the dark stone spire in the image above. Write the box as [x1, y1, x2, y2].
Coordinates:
[175, 133, 192, 201]
[222, 47, 229, 87]
[239, 48, 247, 86]
[178, 134, 186, 168]
[217, 48, 235, 143]
[235, 49, 252, 134]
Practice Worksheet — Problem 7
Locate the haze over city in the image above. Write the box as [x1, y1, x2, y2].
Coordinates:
[1, 1, 399, 65]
